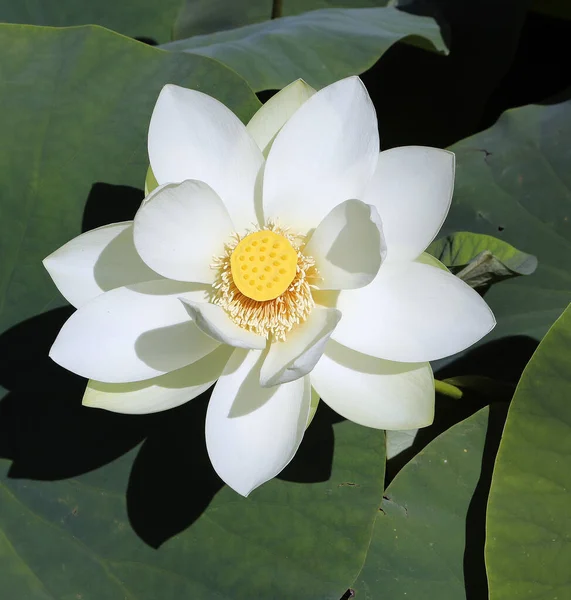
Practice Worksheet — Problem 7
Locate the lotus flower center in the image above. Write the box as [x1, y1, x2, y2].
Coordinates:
[230, 230, 298, 301]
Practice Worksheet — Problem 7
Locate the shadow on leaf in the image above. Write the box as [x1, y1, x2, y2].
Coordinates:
[127, 395, 338, 548]
[463, 401, 509, 600]
[82, 182, 144, 232]
[125, 391, 223, 548]
[436, 334, 539, 384]
[0, 308, 150, 480]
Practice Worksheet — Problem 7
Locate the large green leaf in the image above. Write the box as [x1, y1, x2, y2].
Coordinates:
[0, 24, 386, 598]
[443, 99, 571, 343]
[173, 0, 269, 38]
[163, 6, 447, 91]
[353, 407, 491, 598]
[0, 0, 183, 43]
[486, 303, 571, 600]
[173, 0, 391, 39]
[0, 401, 385, 599]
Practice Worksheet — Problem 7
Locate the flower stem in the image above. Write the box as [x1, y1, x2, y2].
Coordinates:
[272, 0, 283, 19]
[434, 379, 463, 399]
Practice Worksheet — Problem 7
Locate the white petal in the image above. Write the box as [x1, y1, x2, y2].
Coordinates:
[247, 79, 316, 156]
[148, 84, 263, 231]
[310, 340, 434, 430]
[50, 280, 219, 383]
[134, 180, 234, 283]
[333, 261, 496, 362]
[263, 76, 379, 232]
[206, 349, 311, 496]
[304, 199, 385, 290]
[82, 345, 232, 414]
[43, 222, 159, 308]
[260, 306, 341, 387]
[180, 299, 267, 350]
[363, 147, 455, 262]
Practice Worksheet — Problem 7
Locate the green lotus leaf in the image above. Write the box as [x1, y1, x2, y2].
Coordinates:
[354, 407, 491, 598]
[163, 6, 447, 91]
[0, 0, 183, 43]
[486, 303, 571, 600]
[173, 0, 392, 39]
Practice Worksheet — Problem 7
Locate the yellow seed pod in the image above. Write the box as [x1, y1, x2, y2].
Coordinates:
[230, 230, 298, 301]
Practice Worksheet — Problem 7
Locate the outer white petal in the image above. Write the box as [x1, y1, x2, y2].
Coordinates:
[247, 79, 316, 156]
[260, 306, 341, 387]
[148, 84, 263, 231]
[304, 199, 385, 290]
[180, 299, 267, 350]
[263, 76, 379, 232]
[82, 345, 233, 414]
[310, 340, 434, 430]
[206, 349, 311, 496]
[133, 180, 234, 283]
[333, 261, 496, 362]
[50, 280, 219, 383]
[43, 222, 159, 308]
[363, 147, 455, 262]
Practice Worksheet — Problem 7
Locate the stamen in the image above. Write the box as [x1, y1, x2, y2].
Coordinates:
[211, 223, 318, 341]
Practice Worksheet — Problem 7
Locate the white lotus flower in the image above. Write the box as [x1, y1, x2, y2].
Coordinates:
[44, 77, 495, 496]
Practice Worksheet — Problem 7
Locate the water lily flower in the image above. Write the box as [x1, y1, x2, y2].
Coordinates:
[44, 77, 495, 496]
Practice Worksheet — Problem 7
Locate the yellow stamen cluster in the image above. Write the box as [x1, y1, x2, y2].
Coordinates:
[211, 224, 318, 341]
